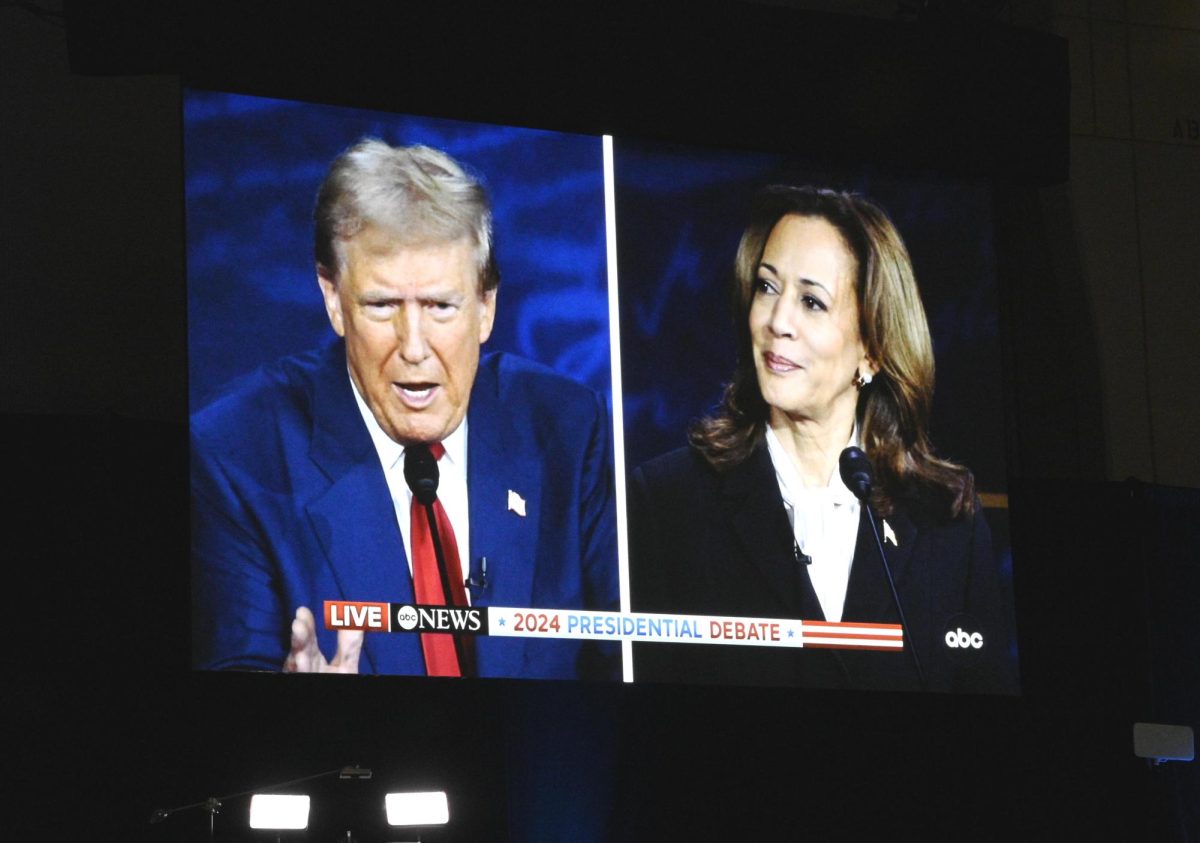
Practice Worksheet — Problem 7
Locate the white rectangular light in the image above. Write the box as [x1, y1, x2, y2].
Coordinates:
[1134, 723, 1195, 762]
[385, 791, 449, 826]
[249, 794, 310, 830]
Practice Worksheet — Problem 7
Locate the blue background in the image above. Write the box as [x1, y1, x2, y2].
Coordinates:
[185, 91, 611, 413]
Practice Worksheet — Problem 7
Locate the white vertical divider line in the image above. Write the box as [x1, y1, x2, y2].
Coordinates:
[602, 134, 634, 683]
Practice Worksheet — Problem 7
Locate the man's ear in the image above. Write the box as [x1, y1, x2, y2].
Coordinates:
[318, 272, 346, 337]
[477, 287, 497, 345]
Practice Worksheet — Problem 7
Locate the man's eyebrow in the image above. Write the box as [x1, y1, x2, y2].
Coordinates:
[757, 262, 832, 297]
[357, 289, 464, 303]
[358, 291, 399, 303]
[420, 290, 465, 304]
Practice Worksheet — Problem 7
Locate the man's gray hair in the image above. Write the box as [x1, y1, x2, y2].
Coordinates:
[314, 138, 499, 292]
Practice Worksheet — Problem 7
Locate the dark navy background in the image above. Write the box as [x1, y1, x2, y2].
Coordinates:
[185, 90, 611, 414]
[613, 139, 1007, 496]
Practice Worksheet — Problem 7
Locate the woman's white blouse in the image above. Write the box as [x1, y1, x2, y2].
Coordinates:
[765, 426, 861, 623]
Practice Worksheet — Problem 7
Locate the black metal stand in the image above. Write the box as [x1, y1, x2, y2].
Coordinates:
[148, 766, 371, 838]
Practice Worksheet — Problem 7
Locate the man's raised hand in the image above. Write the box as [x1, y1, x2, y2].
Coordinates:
[283, 606, 363, 673]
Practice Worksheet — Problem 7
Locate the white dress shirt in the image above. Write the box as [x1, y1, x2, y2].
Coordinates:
[351, 377, 472, 588]
[765, 426, 861, 623]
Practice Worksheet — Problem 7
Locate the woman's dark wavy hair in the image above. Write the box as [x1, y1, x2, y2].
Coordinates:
[689, 185, 976, 520]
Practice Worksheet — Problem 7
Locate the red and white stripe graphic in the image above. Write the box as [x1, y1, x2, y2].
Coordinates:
[801, 620, 904, 650]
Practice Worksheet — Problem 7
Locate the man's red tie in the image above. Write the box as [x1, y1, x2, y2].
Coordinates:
[410, 442, 473, 677]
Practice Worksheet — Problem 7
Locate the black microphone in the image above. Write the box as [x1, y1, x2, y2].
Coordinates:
[839, 446, 874, 500]
[403, 443, 450, 602]
[402, 443, 472, 676]
[839, 446, 926, 690]
[403, 443, 439, 505]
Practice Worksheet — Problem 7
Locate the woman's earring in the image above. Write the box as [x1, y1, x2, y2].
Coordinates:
[853, 369, 873, 390]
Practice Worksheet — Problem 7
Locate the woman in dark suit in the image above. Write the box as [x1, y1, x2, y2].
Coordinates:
[629, 185, 1017, 693]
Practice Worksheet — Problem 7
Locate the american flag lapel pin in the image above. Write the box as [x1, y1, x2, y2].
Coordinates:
[507, 489, 527, 517]
[883, 519, 898, 547]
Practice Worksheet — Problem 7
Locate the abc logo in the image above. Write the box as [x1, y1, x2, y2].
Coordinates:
[944, 628, 983, 649]
[394, 605, 418, 631]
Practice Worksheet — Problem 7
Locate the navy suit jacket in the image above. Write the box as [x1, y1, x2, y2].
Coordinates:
[629, 444, 1018, 693]
[192, 340, 619, 679]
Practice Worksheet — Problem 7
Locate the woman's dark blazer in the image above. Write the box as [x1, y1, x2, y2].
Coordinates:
[629, 443, 1018, 693]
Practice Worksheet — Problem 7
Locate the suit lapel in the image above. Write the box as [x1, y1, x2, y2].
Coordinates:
[721, 442, 851, 687]
[839, 505, 924, 690]
[722, 445, 821, 619]
[842, 506, 919, 624]
[466, 356, 541, 676]
[304, 342, 423, 675]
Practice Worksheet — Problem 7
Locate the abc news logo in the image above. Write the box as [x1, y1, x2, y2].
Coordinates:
[944, 628, 984, 649]
[394, 604, 486, 635]
[941, 614, 986, 663]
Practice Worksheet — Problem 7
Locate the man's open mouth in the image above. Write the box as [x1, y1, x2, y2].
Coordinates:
[394, 382, 439, 408]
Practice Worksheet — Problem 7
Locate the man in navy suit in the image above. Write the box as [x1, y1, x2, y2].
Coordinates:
[191, 139, 618, 679]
